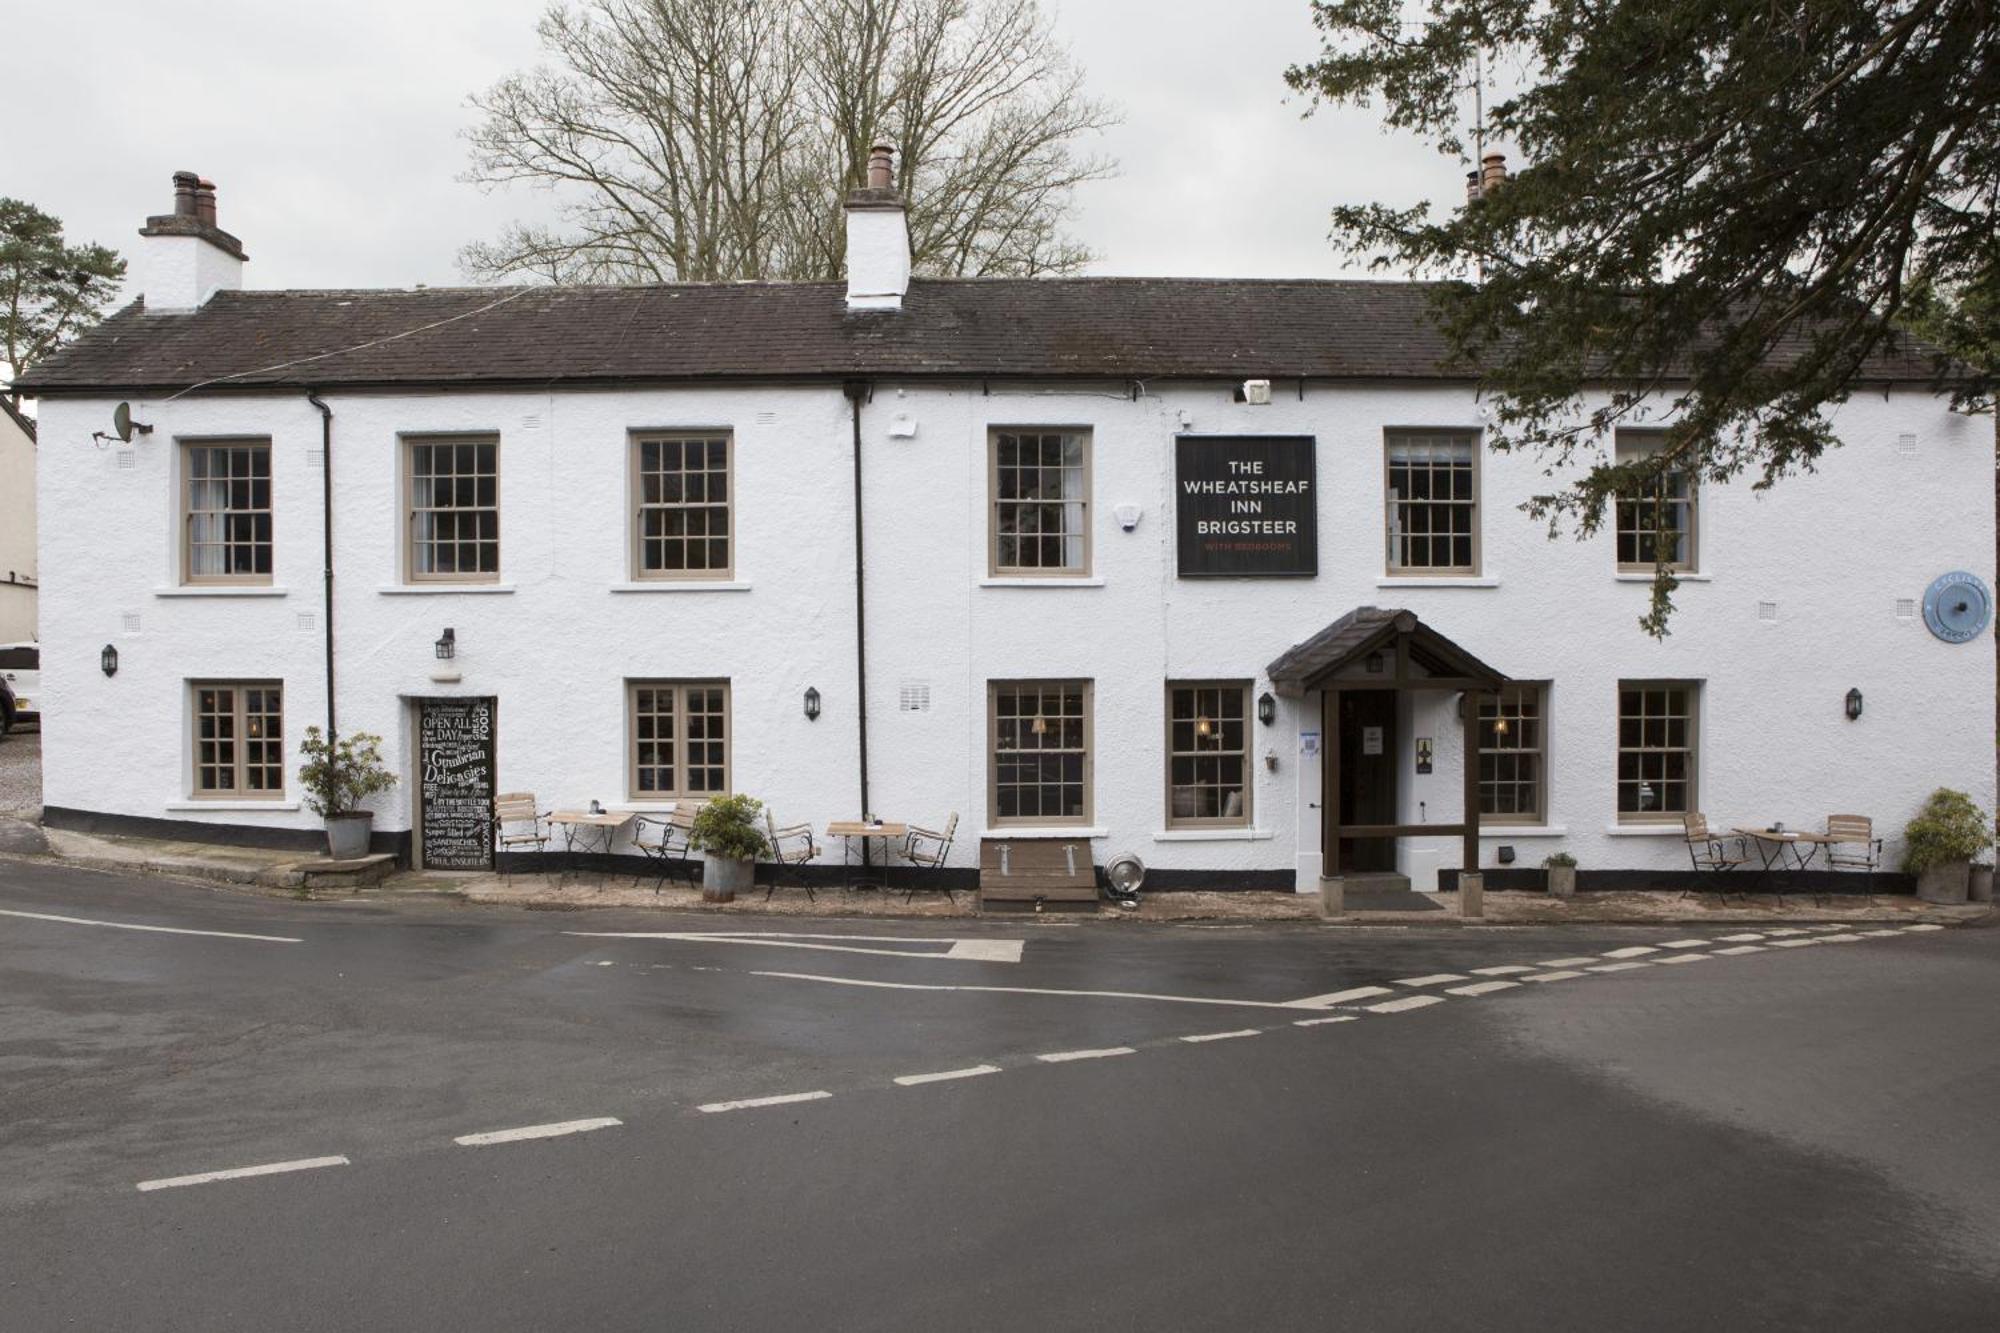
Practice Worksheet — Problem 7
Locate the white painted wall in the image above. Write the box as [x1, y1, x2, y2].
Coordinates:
[34, 379, 1996, 887]
[0, 405, 34, 642]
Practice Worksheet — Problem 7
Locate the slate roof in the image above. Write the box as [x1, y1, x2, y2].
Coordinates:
[1265, 607, 1508, 697]
[0, 396, 34, 441]
[13, 276, 1947, 396]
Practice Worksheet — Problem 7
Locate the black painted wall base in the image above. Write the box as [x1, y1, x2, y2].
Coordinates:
[42, 806, 412, 862]
[1440, 866, 1914, 896]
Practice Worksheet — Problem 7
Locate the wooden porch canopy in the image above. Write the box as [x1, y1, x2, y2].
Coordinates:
[1265, 607, 1509, 879]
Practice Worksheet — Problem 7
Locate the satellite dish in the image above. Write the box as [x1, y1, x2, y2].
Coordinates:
[111, 402, 153, 442]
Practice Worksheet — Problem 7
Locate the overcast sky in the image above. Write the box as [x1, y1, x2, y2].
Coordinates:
[3, 0, 1462, 294]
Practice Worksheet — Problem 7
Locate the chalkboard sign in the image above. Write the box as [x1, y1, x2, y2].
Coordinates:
[1175, 435, 1317, 577]
[418, 697, 496, 870]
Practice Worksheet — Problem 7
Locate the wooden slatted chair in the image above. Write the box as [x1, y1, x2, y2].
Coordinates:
[1823, 814, 1884, 897]
[901, 812, 960, 902]
[1682, 811, 1749, 899]
[493, 792, 551, 882]
[631, 804, 700, 893]
[763, 809, 818, 901]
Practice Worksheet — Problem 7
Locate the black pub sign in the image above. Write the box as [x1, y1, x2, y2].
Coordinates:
[1175, 435, 1318, 577]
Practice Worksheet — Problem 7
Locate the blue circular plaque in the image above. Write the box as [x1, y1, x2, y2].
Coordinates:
[1922, 570, 1992, 643]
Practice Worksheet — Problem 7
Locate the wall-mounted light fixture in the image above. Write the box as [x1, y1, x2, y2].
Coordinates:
[435, 627, 456, 660]
[100, 644, 119, 677]
[1845, 687, 1863, 721]
[804, 686, 821, 721]
[1257, 691, 1276, 726]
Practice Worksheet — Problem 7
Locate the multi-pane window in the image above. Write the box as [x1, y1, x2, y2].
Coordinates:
[407, 437, 499, 580]
[1166, 682, 1251, 827]
[1478, 683, 1545, 823]
[1617, 682, 1697, 820]
[1386, 431, 1478, 573]
[629, 681, 730, 799]
[1614, 432, 1696, 570]
[991, 430, 1090, 576]
[635, 434, 732, 578]
[184, 441, 272, 583]
[990, 680, 1092, 824]
[192, 682, 284, 798]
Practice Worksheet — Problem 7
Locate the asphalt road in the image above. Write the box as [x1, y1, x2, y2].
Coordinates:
[2, 858, 1996, 1330]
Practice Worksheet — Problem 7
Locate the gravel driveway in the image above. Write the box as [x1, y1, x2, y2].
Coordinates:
[0, 731, 42, 817]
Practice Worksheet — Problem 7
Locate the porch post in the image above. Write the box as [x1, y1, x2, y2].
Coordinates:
[1322, 688, 1342, 880]
[1461, 690, 1483, 918]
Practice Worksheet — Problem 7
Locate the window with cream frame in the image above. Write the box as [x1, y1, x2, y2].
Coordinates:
[632, 431, 733, 579]
[989, 679, 1092, 825]
[1384, 429, 1479, 574]
[1477, 682, 1546, 823]
[1165, 681, 1252, 827]
[990, 429, 1091, 577]
[628, 680, 731, 800]
[1617, 680, 1698, 821]
[1613, 430, 1697, 571]
[182, 439, 273, 584]
[191, 680, 285, 799]
[404, 435, 500, 582]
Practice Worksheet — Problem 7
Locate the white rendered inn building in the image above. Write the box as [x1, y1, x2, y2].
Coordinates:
[16, 167, 1996, 894]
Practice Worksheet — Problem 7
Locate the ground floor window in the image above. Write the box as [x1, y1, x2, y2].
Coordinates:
[1478, 683, 1545, 822]
[1166, 681, 1250, 826]
[192, 681, 285, 798]
[1617, 681, 1697, 820]
[990, 680, 1092, 825]
[629, 680, 730, 799]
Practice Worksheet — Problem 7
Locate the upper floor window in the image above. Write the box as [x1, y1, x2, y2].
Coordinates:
[406, 436, 499, 582]
[989, 679, 1092, 825]
[1614, 432, 1696, 571]
[1385, 430, 1478, 574]
[629, 680, 731, 799]
[990, 429, 1090, 577]
[1166, 681, 1251, 827]
[1617, 681, 1697, 821]
[192, 680, 284, 799]
[184, 441, 272, 584]
[634, 433, 733, 579]
[1478, 683, 1545, 824]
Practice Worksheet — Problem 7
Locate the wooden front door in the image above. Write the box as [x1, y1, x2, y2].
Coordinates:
[1336, 689, 1397, 873]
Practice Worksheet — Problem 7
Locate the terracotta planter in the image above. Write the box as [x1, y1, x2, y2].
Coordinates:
[1968, 865, 1994, 903]
[1915, 861, 1969, 905]
[701, 853, 755, 903]
[325, 811, 374, 860]
[1546, 864, 1576, 898]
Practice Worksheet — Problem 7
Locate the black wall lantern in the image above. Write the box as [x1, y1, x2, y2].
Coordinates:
[100, 643, 118, 678]
[1257, 691, 1276, 726]
[804, 686, 821, 721]
[435, 627, 456, 660]
[1845, 687, 1863, 721]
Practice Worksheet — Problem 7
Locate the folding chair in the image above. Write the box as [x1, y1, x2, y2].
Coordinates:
[763, 809, 818, 901]
[1682, 811, 1749, 900]
[493, 792, 551, 883]
[631, 805, 699, 893]
[1824, 814, 1885, 901]
[901, 812, 959, 902]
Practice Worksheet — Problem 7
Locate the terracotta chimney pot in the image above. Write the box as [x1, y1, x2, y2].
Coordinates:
[866, 142, 896, 191]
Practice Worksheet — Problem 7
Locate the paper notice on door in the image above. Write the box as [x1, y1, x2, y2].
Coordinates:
[1300, 730, 1320, 756]
[1362, 726, 1384, 756]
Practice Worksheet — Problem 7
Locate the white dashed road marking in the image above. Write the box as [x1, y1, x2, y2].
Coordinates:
[699, 1091, 833, 1113]
[1816, 933, 1868, 943]
[1763, 928, 1809, 937]
[1290, 986, 1395, 1008]
[1715, 945, 1767, 956]
[1655, 953, 1711, 965]
[1470, 965, 1536, 976]
[1860, 929, 1905, 938]
[1601, 946, 1661, 959]
[0, 908, 301, 944]
[1294, 1015, 1360, 1027]
[750, 970, 1309, 1011]
[1589, 961, 1652, 973]
[1770, 938, 1820, 948]
[137, 1156, 348, 1192]
[570, 931, 1024, 964]
[1038, 1047, 1137, 1063]
[1660, 939, 1712, 949]
[1180, 1029, 1260, 1044]
[1906, 924, 1945, 932]
[1392, 974, 1468, 988]
[894, 1065, 1002, 1087]
[1717, 933, 1767, 943]
[1446, 980, 1520, 996]
[454, 1118, 621, 1146]
[1519, 970, 1588, 982]
[1368, 995, 1448, 1014]
[1538, 957, 1600, 968]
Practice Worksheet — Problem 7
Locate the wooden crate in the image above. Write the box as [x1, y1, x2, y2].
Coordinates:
[979, 836, 1097, 911]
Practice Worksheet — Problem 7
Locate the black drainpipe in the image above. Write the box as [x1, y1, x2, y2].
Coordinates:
[305, 391, 336, 743]
[843, 380, 873, 834]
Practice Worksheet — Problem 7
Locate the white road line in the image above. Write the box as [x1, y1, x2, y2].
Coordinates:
[137, 1156, 348, 1192]
[568, 931, 1022, 963]
[1520, 970, 1587, 983]
[698, 1090, 833, 1113]
[1470, 965, 1536, 976]
[1815, 933, 1867, 943]
[1391, 974, 1468, 988]
[0, 908, 300, 944]
[1904, 924, 1946, 932]
[1589, 961, 1653, 973]
[1446, 980, 1520, 996]
[1037, 1047, 1136, 1063]
[1717, 933, 1767, 942]
[750, 969, 1309, 1011]
[1600, 946, 1661, 959]
[1860, 929, 1905, 938]
[1714, 945, 1767, 955]
[1180, 1029, 1260, 1043]
[1293, 1015, 1360, 1027]
[1769, 938, 1820, 948]
[1654, 953, 1711, 965]
[1537, 957, 1599, 968]
[454, 1117, 622, 1146]
[894, 1065, 1002, 1087]
[1289, 985, 1395, 1008]
[1660, 939, 1712, 949]
[1367, 995, 1447, 1014]
[1763, 928, 1809, 937]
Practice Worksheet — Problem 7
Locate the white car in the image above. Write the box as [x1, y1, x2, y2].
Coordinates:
[0, 642, 39, 731]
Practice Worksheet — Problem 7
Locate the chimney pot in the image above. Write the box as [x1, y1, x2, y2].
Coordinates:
[1480, 153, 1508, 194]
[194, 177, 218, 227]
[173, 170, 200, 217]
[1465, 170, 1482, 204]
[866, 142, 896, 191]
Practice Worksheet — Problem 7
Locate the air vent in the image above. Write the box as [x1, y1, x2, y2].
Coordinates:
[296, 612, 317, 632]
[116, 450, 136, 469]
[1896, 432, 1918, 454]
[306, 448, 325, 466]
[755, 410, 778, 426]
[521, 414, 542, 431]
[122, 612, 142, 634]
[898, 679, 931, 712]
[1757, 601, 1779, 622]
[1896, 598, 1917, 619]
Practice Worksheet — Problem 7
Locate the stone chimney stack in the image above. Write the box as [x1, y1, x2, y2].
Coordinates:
[138, 170, 247, 312]
[845, 141, 910, 312]
[1479, 153, 1508, 195]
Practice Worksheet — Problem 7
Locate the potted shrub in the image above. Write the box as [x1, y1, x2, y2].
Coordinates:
[689, 793, 769, 902]
[298, 727, 398, 860]
[1901, 788, 1993, 905]
[1543, 851, 1578, 899]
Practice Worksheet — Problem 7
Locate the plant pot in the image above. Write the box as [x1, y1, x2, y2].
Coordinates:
[1546, 864, 1576, 898]
[1968, 865, 1994, 903]
[1915, 861, 1970, 905]
[701, 852, 755, 903]
[325, 811, 374, 860]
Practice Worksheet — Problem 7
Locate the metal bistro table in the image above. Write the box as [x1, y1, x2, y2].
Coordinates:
[1732, 826, 1838, 892]
[827, 819, 906, 893]
[551, 808, 635, 886]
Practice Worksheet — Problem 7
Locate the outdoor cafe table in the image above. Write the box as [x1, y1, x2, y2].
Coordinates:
[550, 808, 635, 885]
[827, 820, 907, 892]
[1732, 827, 1838, 876]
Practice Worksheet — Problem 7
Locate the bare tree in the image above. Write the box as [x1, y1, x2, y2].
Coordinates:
[462, 0, 1117, 283]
